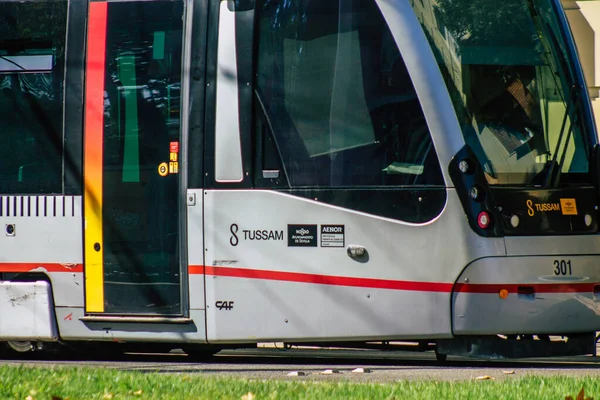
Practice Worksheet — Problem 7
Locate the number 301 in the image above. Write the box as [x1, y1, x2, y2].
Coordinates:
[553, 260, 572, 276]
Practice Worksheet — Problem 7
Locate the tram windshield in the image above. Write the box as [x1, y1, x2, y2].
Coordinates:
[410, 0, 590, 185]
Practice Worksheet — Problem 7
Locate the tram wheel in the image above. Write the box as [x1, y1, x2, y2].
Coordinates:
[0, 341, 37, 359]
[6, 341, 34, 353]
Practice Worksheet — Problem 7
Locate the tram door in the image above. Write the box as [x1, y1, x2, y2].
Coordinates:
[83, 0, 186, 315]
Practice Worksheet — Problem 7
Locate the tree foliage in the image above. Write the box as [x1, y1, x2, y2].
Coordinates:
[434, 0, 533, 45]
[0, 2, 67, 52]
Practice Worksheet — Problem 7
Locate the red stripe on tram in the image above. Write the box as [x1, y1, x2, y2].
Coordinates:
[190, 265, 598, 294]
[0, 263, 83, 273]
[0, 263, 591, 295]
[454, 282, 596, 294]
[195, 265, 453, 292]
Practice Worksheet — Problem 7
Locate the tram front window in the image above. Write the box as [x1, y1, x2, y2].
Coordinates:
[412, 0, 590, 185]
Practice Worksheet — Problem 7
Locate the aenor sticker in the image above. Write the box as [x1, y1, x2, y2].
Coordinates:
[320, 225, 344, 247]
[288, 224, 317, 247]
[560, 198, 578, 215]
[158, 162, 169, 177]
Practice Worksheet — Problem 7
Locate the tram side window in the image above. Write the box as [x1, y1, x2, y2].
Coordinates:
[254, 0, 444, 188]
[0, 2, 67, 194]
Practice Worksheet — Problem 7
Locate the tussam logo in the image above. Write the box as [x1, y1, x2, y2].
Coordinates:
[229, 223, 284, 246]
[526, 198, 578, 216]
[295, 228, 310, 235]
[526, 199, 560, 216]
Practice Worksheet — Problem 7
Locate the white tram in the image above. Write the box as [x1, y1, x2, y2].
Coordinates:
[0, 0, 598, 359]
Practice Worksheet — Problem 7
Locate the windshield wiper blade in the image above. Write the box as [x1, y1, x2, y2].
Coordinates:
[539, 20, 581, 188]
[543, 84, 580, 187]
[554, 90, 580, 186]
[0, 55, 26, 71]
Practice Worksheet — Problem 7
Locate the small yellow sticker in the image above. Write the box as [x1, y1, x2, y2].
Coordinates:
[560, 198, 577, 215]
[158, 162, 169, 177]
[169, 161, 179, 174]
[170, 152, 178, 162]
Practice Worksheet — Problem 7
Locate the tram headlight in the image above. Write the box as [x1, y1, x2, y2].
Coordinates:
[458, 159, 470, 174]
[510, 215, 520, 228]
[584, 213, 593, 227]
[469, 185, 483, 201]
[477, 211, 491, 229]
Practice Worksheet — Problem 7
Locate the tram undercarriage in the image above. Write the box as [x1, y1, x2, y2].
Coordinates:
[0, 335, 595, 362]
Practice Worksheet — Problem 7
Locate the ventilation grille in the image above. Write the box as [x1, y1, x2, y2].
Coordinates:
[0, 196, 80, 218]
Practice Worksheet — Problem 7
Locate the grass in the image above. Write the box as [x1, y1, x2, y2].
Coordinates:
[0, 364, 599, 399]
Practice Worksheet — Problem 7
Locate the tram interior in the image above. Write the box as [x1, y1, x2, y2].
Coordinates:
[460, 49, 578, 183]
[0, 3, 66, 194]
[414, 0, 588, 184]
[256, 0, 444, 188]
[101, 3, 184, 314]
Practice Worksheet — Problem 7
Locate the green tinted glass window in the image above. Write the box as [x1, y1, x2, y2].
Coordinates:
[412, 0, 591, 186]
[0, 1, 67, 193]
[254, 0, 444, 188]
[101, 1, 184, 315]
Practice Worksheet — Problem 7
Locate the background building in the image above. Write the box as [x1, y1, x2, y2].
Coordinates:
[564, 0, 600, 128]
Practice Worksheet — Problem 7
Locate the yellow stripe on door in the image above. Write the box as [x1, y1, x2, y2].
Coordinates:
[84, 1, 108, 313]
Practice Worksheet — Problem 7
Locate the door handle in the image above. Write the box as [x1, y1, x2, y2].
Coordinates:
[346, 245, 368, 261]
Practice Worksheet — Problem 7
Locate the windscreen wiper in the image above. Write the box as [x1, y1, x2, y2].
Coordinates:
[525, 0, 572, 187]
[544, 85, 579, 187]
[0, 55, 25, 71]
[541, 22, 581, 188]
